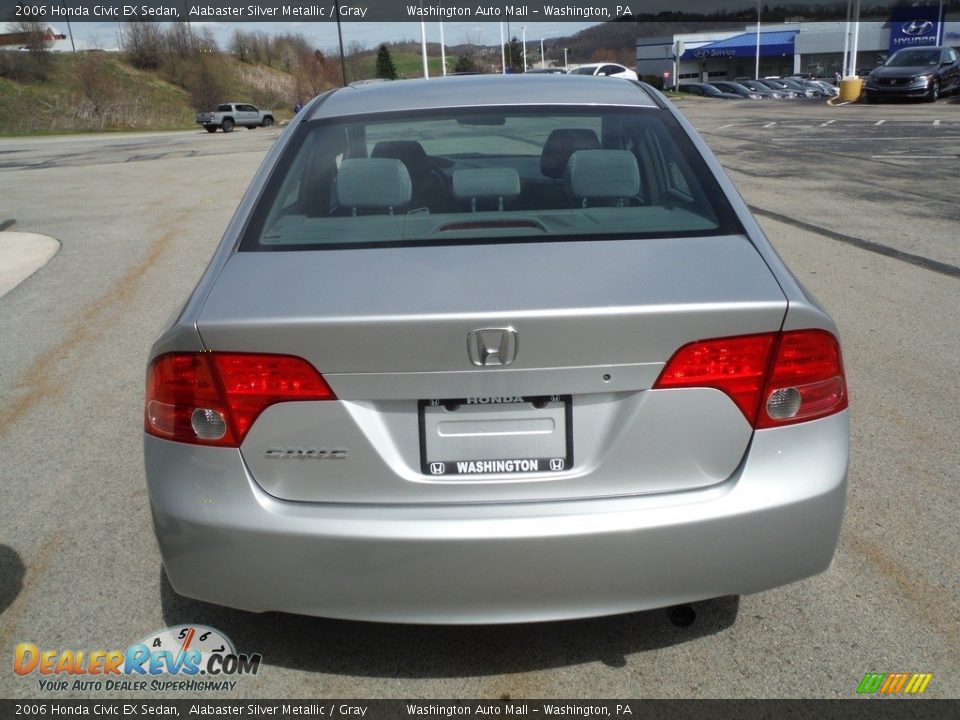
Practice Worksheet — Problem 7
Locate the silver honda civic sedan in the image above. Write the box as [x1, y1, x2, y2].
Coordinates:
[144, 75, 848, 624]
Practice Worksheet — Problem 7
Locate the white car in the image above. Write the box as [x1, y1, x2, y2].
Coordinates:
[568, 63, 639, 81]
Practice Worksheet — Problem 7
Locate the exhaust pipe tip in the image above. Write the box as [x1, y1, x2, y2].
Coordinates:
[668, 604, 696, 627]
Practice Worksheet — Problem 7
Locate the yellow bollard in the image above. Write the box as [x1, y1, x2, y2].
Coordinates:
[838, 77, 864, 103]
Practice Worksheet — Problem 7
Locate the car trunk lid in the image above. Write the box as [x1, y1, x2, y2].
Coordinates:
[197, 235, 787, 504]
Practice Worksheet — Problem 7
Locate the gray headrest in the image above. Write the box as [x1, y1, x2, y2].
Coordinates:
[336, 158, 412, 209]
[564, 150, 640, 199]
[452, 168, 521, 200]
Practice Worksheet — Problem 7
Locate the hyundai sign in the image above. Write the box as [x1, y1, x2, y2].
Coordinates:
[889, 6, 942, 53]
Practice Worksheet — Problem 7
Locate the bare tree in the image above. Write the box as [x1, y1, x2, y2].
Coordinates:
[75, 51, 119, 124]
[187, 53, 230, 110]
[344, 41, 371, 82]
[1, 21, 53, 81]
[9, 21, 52, 53]
[230, 29, 251, 63]
[123, 23, 164, 70]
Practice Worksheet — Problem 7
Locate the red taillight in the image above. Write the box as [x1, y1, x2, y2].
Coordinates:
[755, 329, 848, 428]
[145, 352, 335, 447]
[653, 330, 847, 429]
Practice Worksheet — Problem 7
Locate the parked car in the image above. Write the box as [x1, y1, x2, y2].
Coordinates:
[196, 103, 275, 133]
[567, 63, 639, 80]
[737, 79, 784, 98]
[807, 79, 839, 97]
[709, 81, 764, 99]
[864, 46, 960, 102]
[786, 78, 834, 97]
[753, 79, 801, 98]
[775, 78, 821, 98]
[145, 74, 848, 624]
[679, 83, 744, 100]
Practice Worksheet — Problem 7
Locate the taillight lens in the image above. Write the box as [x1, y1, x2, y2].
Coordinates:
[653, 330, 847, 429]
[755, 329, 847, 428]
[145, 352, 335, 447]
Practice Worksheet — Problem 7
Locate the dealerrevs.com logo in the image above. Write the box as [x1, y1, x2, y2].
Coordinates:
[14, 625, 261, 692]
[856, 672, 933, 696]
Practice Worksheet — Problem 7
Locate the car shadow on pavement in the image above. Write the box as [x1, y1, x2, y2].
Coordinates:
[0, 544, 26, 617]
[160, 568, 739, 677]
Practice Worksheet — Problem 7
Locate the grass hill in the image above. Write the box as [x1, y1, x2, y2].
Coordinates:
[0, 51, 298, 135]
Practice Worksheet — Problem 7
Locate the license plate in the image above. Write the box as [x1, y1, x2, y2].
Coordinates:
[418, 395, 573, 476]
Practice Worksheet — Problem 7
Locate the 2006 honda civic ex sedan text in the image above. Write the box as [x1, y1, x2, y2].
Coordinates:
[144, 75, 848, 624]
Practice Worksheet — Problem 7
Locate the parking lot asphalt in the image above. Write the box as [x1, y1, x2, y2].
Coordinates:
[0, 97, 958, 700]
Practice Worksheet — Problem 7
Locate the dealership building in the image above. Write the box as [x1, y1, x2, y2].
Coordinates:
[637, 7, 960, 84]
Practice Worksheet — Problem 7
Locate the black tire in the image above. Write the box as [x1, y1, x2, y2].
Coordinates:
[205, 126, 217, 133]
[865, 95, 877, 104]
[925, 80, 939, 103]
[261, 116, 274, 127]
[221, 118, 235, 133]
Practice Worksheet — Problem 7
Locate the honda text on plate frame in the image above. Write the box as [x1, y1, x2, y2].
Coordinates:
[143, 75, 848, 624]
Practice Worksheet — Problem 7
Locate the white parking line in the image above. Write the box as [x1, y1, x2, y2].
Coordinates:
[874, 120, 886, 126]
[933, 120, 941, 126]
[871, 155, 957, 159]
[763, 122, 777, 128]
[820, 119, 837, 127]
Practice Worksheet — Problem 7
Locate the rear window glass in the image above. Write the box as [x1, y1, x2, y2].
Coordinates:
[240, 106, 742, 251]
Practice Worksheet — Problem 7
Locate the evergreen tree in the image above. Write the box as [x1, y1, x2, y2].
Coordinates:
[454, 54, 477, 74]
[375, 44, 397, 80]
[506, 37, 523, 73]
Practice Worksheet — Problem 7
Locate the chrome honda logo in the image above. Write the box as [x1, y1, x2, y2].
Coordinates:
[467, 328, 518, 367]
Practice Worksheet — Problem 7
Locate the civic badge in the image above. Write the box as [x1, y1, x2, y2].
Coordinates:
[467, 328, 518, 367]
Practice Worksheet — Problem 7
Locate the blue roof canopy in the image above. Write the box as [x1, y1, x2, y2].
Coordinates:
[682, 31, 797, 61]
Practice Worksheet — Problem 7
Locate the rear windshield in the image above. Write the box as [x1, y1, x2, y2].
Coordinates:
[240, 106, 742, 251]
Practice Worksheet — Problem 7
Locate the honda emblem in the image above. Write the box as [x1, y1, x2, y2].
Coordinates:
[467, 328, 518, 367]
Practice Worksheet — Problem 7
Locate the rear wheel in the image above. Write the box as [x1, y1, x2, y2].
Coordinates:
[221, 118, 235, 133]
[262, 117, 274, 127]
[925, 80, 939, 103]
[205, 126, 217, 133]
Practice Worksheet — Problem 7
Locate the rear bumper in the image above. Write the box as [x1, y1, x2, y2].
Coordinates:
[144, 412, 847, 624]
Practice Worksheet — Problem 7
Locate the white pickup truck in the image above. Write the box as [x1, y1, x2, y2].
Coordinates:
[196, 103, 275, 133]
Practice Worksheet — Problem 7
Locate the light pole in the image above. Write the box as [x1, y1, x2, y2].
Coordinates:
[540, 38, 545, 69]
[755, 1, 762, 80]
[848, 0, 862, 78]
[521, 26, 527, 72]
[334, 0, 347, 86]
[420, 21, 429, 79]
[500, 22, 506, 74]
[563, 47, 569, 71]
[439, 22, 447, 76]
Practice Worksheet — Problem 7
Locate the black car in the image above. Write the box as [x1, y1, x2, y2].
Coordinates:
[737, 79, 783, 98]
[752, 79, 801, 98]
[678, 83, 744, 100]
[710, 81, 764, 99]
[864, 46, 960, 102]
